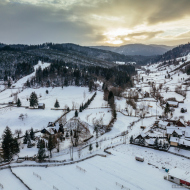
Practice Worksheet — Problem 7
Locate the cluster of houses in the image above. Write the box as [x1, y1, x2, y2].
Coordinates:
[133, 119, 190, 151]
[158, 119, 190, 150]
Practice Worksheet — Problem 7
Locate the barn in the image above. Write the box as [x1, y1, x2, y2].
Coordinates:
[168, 168, 190, 187]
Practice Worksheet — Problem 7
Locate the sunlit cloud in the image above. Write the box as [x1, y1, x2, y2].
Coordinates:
[0, 0, 190, 45]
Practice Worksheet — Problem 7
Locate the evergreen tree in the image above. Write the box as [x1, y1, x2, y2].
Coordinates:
[30, 128, 35, 140]
[89, 143, 93, 153]
[12, 138, 20, 154]
[23, 131, 29, 144]
[27, 139, 32, 148]
[37, 139, 41, 148]
[164, 102, 170, 116]
[2, 127, 19, 160]
[26, 80, 30, 87]
[108, 91, 114, 105]
[29, 92, 38, 107]
[75, 110, 78, 117]
[38, 144, 46, 162]
[8, 80, 11, 88]
[16, 98, 21, 107]
[154, 137, 159, 148]
[54, 99, 60, 108]
[130, 135, 133, 144]
[96, 142, 99, 148]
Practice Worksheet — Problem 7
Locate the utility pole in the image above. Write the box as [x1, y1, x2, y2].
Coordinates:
[70, 145, 73, 161]
[156, 100, 158, 119]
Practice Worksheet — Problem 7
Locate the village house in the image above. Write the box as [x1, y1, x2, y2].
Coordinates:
[168, 168, 190, 187]
[178, 138, 190, 150]
[167, 101, 179, 108]
[166, 127, 184, 139]
[170, 137, 179, 147]
[166, 119, 185, 127]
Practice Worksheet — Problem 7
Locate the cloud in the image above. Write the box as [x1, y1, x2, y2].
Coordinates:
[0, 0, 190, 45]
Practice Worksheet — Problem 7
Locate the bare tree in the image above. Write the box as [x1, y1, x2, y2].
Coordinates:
[15, 129, 22, 138]
[19, 113, 25, 121]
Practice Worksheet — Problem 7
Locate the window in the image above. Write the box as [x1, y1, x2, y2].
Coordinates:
[170, 176, 174, 180]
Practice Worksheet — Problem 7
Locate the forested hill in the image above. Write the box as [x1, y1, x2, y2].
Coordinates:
[153, 42, 190, 62]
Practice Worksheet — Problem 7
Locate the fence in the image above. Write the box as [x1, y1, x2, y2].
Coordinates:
[76, 165, 86, 173]
[33, 172, 41, 180]
[116, 182, 130, 190]
[0, 154, 107, 171]
[9, 166, 32, 190]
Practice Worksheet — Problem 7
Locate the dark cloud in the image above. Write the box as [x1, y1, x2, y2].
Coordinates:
[0, 0, 190, 45]
[0, 1, 103, 44]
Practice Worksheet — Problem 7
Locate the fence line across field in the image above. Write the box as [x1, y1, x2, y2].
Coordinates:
[33, 172, 41, 180]
[115, 182, 130, 190]
[76, 165, 86, 173]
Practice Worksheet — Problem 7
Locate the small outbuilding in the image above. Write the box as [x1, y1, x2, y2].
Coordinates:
[38, 103, 45, 109]
[167, 101, 179, 108]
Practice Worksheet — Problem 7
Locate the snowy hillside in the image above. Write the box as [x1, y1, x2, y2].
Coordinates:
[0, 57, 190, 190]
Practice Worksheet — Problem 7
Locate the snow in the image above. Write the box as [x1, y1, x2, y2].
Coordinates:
[1, 54, 190, 189]
[13, 61, 50, 89]
[170, 137, 179, 143]
[0, 169, 27, 190]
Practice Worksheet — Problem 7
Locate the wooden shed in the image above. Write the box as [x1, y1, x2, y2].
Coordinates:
[38, 103, 45, 109]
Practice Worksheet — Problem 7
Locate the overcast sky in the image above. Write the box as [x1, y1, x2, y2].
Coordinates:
[1, 0, 190, 46]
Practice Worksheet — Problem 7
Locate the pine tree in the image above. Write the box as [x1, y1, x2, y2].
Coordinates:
[16, 98, 21, 107]
[27, 139, 32, 148]
[2, 126, 19, 160]
[38, 144, 46, 162]
[29, 92, 38, 107]
[30, 128, 35, 140]
[96, 142, 99, 148]
[54, 99, 60, 108]
[8, 80, 11, 88]
[164, 102, 170, 116]
[154, 137, 158, 148]
[23, 131, 29, 144]
[75, 110, 78, 117]
[130, 135, 133, 144]
[89, 144, 93, 153]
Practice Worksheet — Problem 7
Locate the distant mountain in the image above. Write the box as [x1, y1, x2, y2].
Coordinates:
[90, 44, 174, 56]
